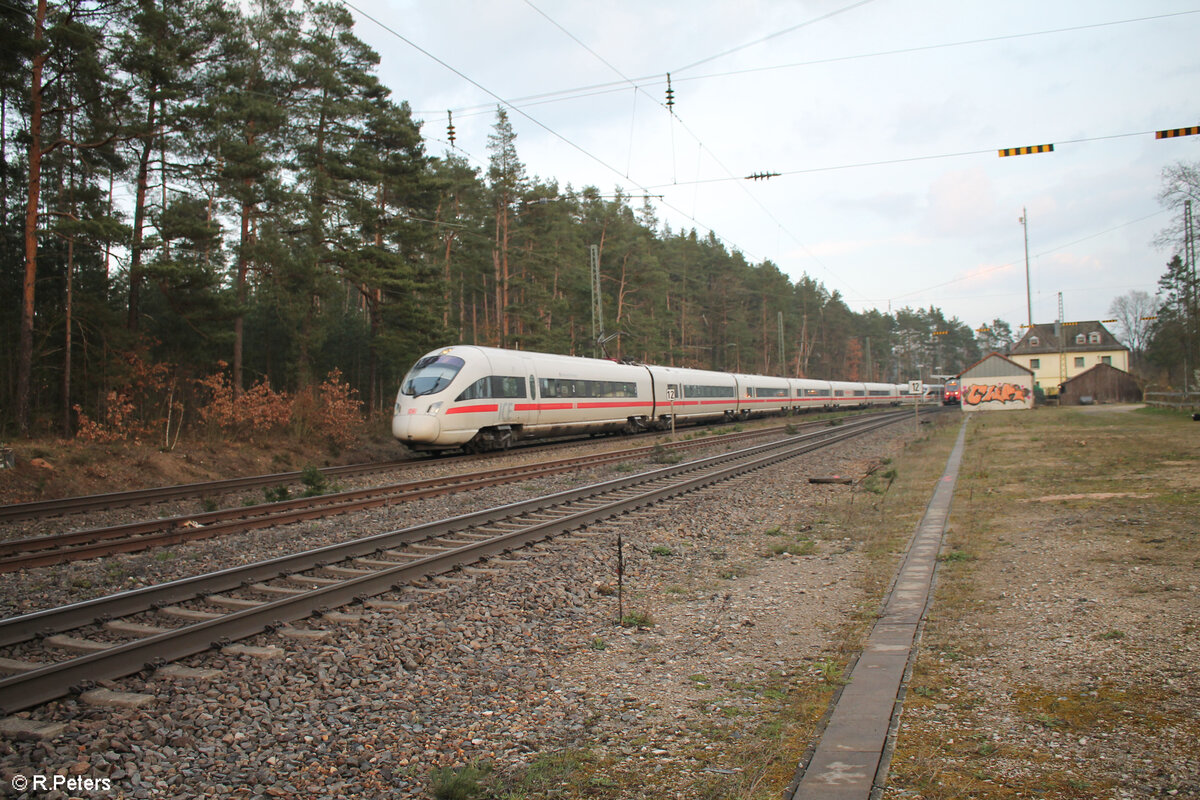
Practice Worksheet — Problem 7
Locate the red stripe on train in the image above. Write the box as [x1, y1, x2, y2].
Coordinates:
[445, 404, 499, 415]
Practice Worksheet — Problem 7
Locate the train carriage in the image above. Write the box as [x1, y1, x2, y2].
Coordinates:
[644, 364, 739, 425]
[828, 381, 865, 408]
[394, 346, 653, 452]
[789, 378, 835, 411]
[394, 345, 924, 452]
[733, 373, 792, 417]
[864, 381, 902, 406]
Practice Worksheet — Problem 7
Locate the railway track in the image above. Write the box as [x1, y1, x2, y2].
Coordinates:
[0, 419, 838, 573]
[0, 409, 912, 715]
[0, 459, 416, 523]
[0, 409, 902, 525]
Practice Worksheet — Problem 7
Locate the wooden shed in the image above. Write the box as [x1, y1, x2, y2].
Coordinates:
[1058, 363, 1142, 405]
[958, 352, 1034, 412]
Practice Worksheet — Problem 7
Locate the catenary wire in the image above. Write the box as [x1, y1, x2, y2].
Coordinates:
[670, 0, 878, 74]
[340, 0, 763, 263]
[414, 10, 1200, 117]
[517, 0, 866, 298]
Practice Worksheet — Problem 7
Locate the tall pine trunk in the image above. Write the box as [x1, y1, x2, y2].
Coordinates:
[16, 0, 47, 433]
[233, 186, 253, 398]
[127, 95, 157, 331]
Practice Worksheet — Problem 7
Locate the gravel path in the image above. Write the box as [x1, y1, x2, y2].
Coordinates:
[882, 409, 1200, 800]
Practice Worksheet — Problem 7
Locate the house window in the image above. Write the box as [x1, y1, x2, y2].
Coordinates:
[1074, 357, 1085, 368]
[1029, 336, 1039, 346]
[1089, 332, 1101, 344]
[1102, 356, 1112, 365]
[1030, 358, 1040, 369]
[1075, 333, 1086, 345]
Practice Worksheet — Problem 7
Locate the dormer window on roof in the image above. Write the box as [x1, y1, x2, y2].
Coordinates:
[1075, 333, 1086, 345]
[1030, 336, 1039, 347]
[1088, 332, 1101, 344]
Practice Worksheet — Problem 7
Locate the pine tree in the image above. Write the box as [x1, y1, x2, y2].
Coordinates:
[486, 107, 527, 347]
[119, 0, 217, 331]
[202, 0, 298, 395]
[287, 0, 381, 386]
[13, 0, 123, 433]
[342, 93, 437, 410]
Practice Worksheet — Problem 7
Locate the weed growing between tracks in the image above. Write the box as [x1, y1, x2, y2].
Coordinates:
[885, 407, 1200, 799]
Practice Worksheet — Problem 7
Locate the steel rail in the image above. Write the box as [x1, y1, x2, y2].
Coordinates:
[0, 411, 910, 714]
[0, 459, 416, 523]
[0, 420, 830, 572]
[0, 408, 898, 524]
[0, 419, 869, 646]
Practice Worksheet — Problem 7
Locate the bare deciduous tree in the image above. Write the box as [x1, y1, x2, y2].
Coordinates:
[1108, 290, 1157, 356]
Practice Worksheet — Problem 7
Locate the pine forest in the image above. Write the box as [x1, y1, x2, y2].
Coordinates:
[2, 0, 994, 442]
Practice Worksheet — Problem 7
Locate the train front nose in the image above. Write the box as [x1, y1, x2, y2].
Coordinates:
[392, 406, 440, 444]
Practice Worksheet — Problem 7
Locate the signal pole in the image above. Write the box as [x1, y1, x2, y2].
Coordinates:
[1019, 208, 1032, 329]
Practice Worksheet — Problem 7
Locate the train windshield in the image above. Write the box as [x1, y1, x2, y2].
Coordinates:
[401, 355, 465, 397]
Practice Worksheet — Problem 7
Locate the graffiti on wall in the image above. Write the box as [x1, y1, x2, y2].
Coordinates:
[963, 382, 1031, 406]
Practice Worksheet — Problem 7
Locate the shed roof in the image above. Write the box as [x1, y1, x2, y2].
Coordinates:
[1059, 361, 1138, 388]
[958, 352, 1034, 380]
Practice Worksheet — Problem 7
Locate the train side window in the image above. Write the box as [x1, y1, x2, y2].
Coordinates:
[456, 377, 488, 402]
[495, 376, 526, 398]
[456, 375, 526, 401]
[529, 376, 536, 399]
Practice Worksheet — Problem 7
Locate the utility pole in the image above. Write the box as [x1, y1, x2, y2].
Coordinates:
[1184, 199, 1196, 396]
[1019, 208, 1032, 329]
[1057, 292, 1066, 398]
[777, 311, 784, 376]
[590, 244, 602, 358]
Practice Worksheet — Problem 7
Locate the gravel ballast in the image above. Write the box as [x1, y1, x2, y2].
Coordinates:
[1, 421, 916, 799]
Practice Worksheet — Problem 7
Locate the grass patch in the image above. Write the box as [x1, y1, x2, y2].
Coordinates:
[649, 443, 682, 464]
[765, 538, 816, 557]
[263, 485, 290, 503]
[429, 761, 493, 800]
[620, 609, 654, 628]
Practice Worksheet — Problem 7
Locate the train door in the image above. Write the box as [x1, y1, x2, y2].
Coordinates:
[516, 356, 539, 431]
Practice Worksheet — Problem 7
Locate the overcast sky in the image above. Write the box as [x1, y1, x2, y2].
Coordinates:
[343, 0, 1200, 334]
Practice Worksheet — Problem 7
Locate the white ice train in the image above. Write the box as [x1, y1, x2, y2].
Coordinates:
[393, 345, 911, 453]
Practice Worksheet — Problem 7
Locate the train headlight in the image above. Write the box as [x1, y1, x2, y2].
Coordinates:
[426, 402, 443, 414]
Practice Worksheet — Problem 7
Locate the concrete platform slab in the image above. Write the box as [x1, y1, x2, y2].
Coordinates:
[790, 418, 968, 800]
